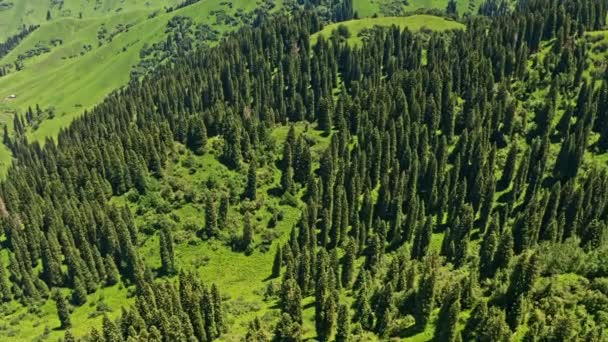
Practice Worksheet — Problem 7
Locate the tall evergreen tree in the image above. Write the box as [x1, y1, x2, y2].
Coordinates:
[53, 289, 71, 329]
[244, 160, 257, 200]
[160, 223, 176, 275]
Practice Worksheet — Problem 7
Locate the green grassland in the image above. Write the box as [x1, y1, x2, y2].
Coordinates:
[311, 14, 465, 45]
[0, 0, 182, 40]
[353, 0, 485, 17]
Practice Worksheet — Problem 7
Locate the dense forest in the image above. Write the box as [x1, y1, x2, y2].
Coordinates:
[2, 0, 608, 340]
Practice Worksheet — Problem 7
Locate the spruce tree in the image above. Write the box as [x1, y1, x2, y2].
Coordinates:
[335, 304, 350, 342]
[71, 276, 88, 306]
[212, 284, 225, 335]
[244, 160, 257, 200]
[103, 314, 122, 341]
[416, 258, 437, 330]
[280, 278, 303, 324]
[434, 286, 461, 342]
[245, 317, 269, 342]
[242, 213, 254, 253]
[53, 289, 71, 329]
[282, 167, 295, 194]
[160, 224, 176, 275]
[318, 97, 333, 135]
[64, 330, 76, 342]
[275, 312, 302, 342]
[341, 238, 356, 289]
[272, 245, 282, 278]
[104, 255, 120, 286]
[205, 196, 219, 238]
[0, 259, 10, 302]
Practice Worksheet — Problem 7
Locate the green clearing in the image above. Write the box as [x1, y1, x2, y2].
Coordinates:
[353, 0, 485, 17]
[311, 15, 465, 45]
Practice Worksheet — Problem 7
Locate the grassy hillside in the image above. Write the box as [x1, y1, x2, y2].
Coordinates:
[353, 0, 485, 17]
[0, 0, 182, 40]
[0, 0, 281, 176]
[311, 14, 465, 45]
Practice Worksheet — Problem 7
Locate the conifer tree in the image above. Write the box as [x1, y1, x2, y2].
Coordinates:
[242, 213, 254, 253]
[375, 284, 396, 336]
[244, 160, 257, 200]
[280, 278, 303, 324]
[272, 245, 282, 278]
[0, 259, 10, 302]
[212, 284, 225, 335]
[245, 317, 269, 342]
[71, 276, 88, 306]
[160, 224, 176, 275]
[53, 289, 71, 329]
[202, 287, 217, 341]
[493, 228, 514, 271]
[500, 143, 518, 189]
[187, 117, 208, 155]
[353, 274, 374, 331]
[434, 286, 461, 342]
[103, 314, 122, 341]
[318, 97, 333, 135]
[274, 313, 302, 342]
[341, 238, 356, 289]
[104, 255, 120, 286]
[281, 167, 295, 194]
[335, 304, 350, 342]
[64, 330, 76, 342]
[205, 196, 219, 238]
[416, 258, 437, 330]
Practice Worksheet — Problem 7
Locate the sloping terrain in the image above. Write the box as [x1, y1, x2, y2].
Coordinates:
[311, 14, 464, 45]
[0, 0, 281, 175]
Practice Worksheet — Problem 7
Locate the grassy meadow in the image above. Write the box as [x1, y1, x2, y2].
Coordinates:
[311, 14, 465, 45]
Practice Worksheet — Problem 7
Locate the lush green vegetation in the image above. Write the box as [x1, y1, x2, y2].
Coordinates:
[353, 0, 485, 17]
[311, 15, 464, 45]
[0, 0, 283, 176]
[2, 0, 608, 341]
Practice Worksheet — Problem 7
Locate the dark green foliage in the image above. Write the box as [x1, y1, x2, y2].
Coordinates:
[274, 313, 302, 342]
[318, 97, 333, 135]
[187, 116, 208, 155]
[104, 255, 120, 286]
[71, 276, 88, 306]
[244, 160, 257, 200]
[53, 289, 71, 329]
[335, 304, 350, 342]
[341, 238, 356, 289]
[280, 278, 303, 324]
[205, 196, 219, 239]
[272, 246, 282, 278]
[2, 1, 608, 340]
[434, 285, 461, 342]
[242, 213, 254, 253]
[416, 257, 437, 330]
[245, 317, 269, 342]
[64, 330, 76, 342]
[0, 259, 11, 302]
[160, 223, 176, 275]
